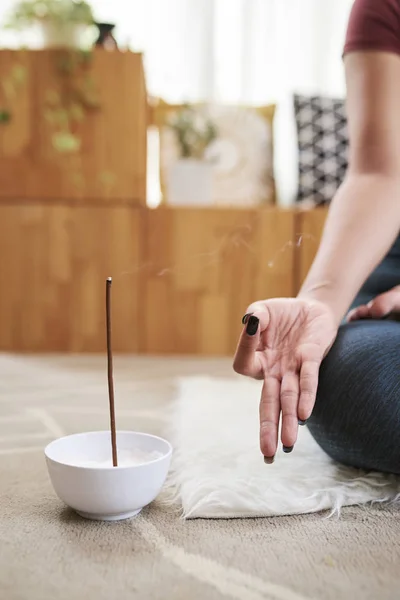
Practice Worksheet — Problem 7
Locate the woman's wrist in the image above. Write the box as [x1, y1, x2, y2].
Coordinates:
[297, 281, 346, 327]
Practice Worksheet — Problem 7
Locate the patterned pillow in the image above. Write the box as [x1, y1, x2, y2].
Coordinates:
[294, 94, 349, 205]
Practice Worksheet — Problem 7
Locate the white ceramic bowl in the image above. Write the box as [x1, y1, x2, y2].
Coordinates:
[45, 431, 172, 521]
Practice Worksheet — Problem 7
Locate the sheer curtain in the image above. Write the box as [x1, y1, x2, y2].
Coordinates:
[0, 0, 354, 205]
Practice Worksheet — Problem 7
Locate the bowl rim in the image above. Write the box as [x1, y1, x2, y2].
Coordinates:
[44, 430, 173, 470]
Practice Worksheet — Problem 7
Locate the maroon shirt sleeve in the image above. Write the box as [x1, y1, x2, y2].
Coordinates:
[344, 0, 400, 56]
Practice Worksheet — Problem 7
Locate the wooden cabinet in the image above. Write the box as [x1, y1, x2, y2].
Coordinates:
[0, 204, 302, 354]
[0, 50, 147, 203]
[0, 204, 331, 354]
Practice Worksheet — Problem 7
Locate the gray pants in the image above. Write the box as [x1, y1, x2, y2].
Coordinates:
[308, 235, 400, 474]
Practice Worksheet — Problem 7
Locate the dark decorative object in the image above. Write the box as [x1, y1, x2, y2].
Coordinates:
[95, 22, 118, 50]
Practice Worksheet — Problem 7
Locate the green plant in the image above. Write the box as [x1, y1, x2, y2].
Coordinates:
[6, 0, 94, 29]
[169, 106, 217, 160]
[43, 49, 100, 156]
[0, 58, 28, 125]
[44, 49, 114, 193]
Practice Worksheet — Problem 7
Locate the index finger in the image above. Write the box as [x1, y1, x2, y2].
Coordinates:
[233, 317, 262, 378]
[233, 307, 270, 378]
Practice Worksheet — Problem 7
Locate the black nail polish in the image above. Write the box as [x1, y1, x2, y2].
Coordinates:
[242, 313, 253, 325]
[264, 456, 275, 464]
[283, 445, 294, 453]
[298, 419, 308, 426]
[246, 315, 259, 336]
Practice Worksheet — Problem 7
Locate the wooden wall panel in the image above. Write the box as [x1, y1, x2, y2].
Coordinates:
[294, 207, 328, 292]
[0, 203, 143, 352]
[140, 207, 296, 355]
[0, 50, 147, 203]
[0, 204, 329, 356]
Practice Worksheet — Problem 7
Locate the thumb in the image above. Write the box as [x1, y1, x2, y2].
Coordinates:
[233, 307, 269, 378]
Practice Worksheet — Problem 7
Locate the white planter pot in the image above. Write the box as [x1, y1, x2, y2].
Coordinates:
[167, 159, 213, 207]
[38, 21, 87, 49]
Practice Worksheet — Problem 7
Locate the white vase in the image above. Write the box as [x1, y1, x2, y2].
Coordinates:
[166, 159, 213, 207]
[38, 21, 88, 49]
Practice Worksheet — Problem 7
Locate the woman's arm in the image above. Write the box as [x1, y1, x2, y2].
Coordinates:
[298, 52, 400, 325]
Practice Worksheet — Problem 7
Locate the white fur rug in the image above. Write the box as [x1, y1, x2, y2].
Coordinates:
[166, 376, 400, 518]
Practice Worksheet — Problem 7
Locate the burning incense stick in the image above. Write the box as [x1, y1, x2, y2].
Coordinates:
[106, 277, 118, 467]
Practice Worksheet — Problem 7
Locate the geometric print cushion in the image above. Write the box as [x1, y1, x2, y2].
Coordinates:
[294, 94, 349, 205]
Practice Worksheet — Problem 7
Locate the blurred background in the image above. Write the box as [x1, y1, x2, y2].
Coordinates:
[0, 0, 353, 357]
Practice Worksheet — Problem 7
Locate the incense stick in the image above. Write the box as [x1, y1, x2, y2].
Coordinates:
[106, 277, 118, 467]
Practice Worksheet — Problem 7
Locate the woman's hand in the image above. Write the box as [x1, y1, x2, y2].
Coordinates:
[233, 298, 337, 461]
[347, 286, 400, 321]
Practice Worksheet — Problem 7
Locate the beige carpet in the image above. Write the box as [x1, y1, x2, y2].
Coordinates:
[1, 354, 400, 600]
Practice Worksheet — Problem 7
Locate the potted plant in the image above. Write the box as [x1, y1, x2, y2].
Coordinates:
[5, 0, 95, 48]
[166, 106, 217, 206]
